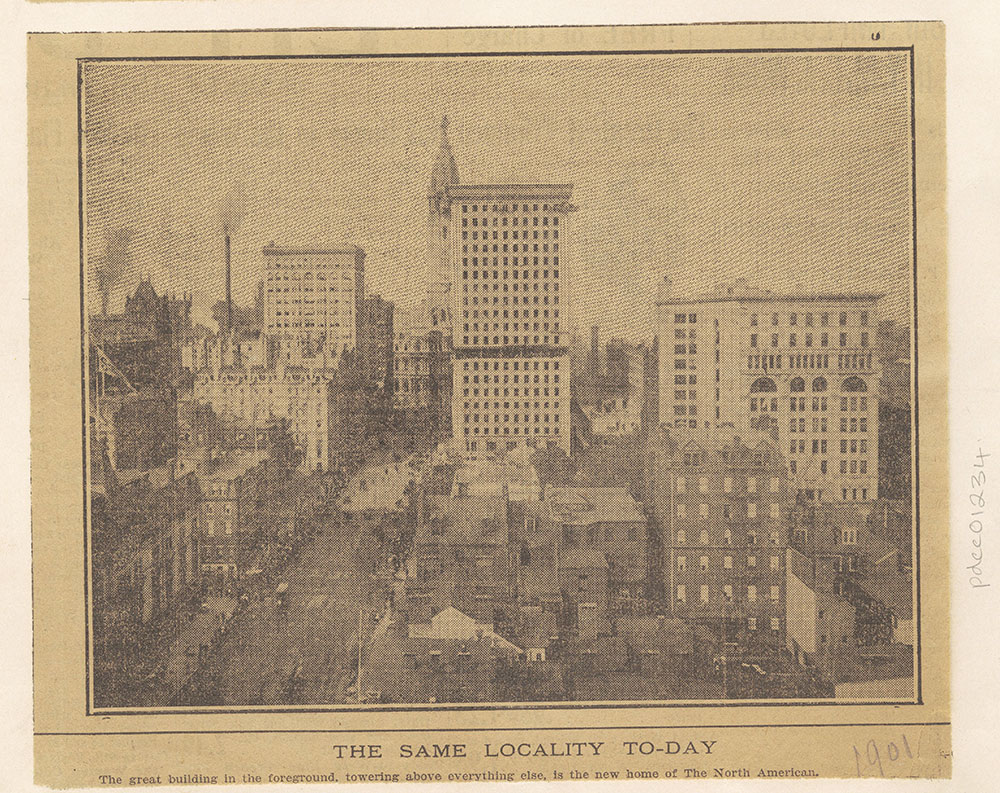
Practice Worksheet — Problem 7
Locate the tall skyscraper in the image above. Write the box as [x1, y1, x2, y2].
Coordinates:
[450, 186, 574, 456]
[655, 278, 880, 503]
[421, 118, 575, 457]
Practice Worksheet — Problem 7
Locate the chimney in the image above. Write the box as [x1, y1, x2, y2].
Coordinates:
[224, 231, 233, 334]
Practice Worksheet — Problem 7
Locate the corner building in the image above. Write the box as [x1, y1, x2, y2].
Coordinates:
[655, 279, 880, 503]
[449, 185, 574, 456]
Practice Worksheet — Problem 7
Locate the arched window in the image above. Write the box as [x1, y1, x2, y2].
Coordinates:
[750, 377, 777, 394]
[812, 377, 828, 392]
[842, 376, 867, 393]
[790, 377, 806, 393]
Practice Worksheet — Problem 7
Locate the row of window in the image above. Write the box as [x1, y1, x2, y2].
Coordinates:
[464, 323, 560, 334]
[203, 520, 234, 536]
[464, 400, 560, 410]
[267, 286, 351, 294]
[462, 295, 560, 306]
[463, 425, 561, 436]
[463, 335, 562, 346]
[463, 389, 560, 399]
[464, 373, 557, 387]
[464, 215, 558, 228]
[676, 475, 781, 494]
[462, 230, 558, 244]
[461, 203, 559, 214]
[677, 502, 782, 520]
[678, 554, 782, 571]
[675, 584, 782, 607]
[463, 359, 560, 371]
[786, 418, 871, 437]
[465, 309, 558, 320]
[677, 524, 781, 545]
[748, 375, 869, 394]
[462, 284, 560, 295]
[464, 413, 560, 424]
[745, 353, 875, 371]
[463, 259, 559, 270]
[750, 332, 868, 348]
[750, 311, 869, 327]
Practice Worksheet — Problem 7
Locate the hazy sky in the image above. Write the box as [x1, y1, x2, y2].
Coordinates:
[83, 52, 913, 339]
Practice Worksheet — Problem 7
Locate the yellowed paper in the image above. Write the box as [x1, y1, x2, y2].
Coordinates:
[28, 21, 948, 786]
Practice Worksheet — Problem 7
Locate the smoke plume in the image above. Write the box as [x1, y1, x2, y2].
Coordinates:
[94, 226, 134, 315]
[219, 180, 249, 236]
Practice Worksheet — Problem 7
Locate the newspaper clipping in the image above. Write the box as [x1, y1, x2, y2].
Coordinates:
[28, 21, 949, 786]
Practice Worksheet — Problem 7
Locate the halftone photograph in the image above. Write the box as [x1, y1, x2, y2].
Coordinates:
[81, 49, 918, 710]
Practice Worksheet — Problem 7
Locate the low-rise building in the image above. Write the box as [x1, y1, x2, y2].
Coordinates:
[193, 365, 333, 472]
[404, 491, 515, 624]
[543, 485, 649, 598]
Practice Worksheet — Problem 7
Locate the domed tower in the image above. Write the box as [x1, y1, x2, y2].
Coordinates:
[426, 115, 459, 331]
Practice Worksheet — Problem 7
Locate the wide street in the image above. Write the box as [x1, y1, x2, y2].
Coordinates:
[204, 507, 387, 705]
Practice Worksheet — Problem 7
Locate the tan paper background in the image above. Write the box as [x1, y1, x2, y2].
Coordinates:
[26, 20, 949, 788]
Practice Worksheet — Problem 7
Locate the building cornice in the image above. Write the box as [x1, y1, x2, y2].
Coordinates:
[263, 245, 365, 256]
[657, 293, 882, 306]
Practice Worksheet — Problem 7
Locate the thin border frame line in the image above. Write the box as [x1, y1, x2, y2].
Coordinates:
[76, 44, 922, 718]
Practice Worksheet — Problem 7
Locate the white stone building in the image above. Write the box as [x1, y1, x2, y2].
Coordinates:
[193, 365, 332, 472]
[655, 278, 880, 502]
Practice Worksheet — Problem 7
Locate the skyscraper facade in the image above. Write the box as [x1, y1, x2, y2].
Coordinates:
[450, 186, 574, 456]
[422, 118, 575, 457]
